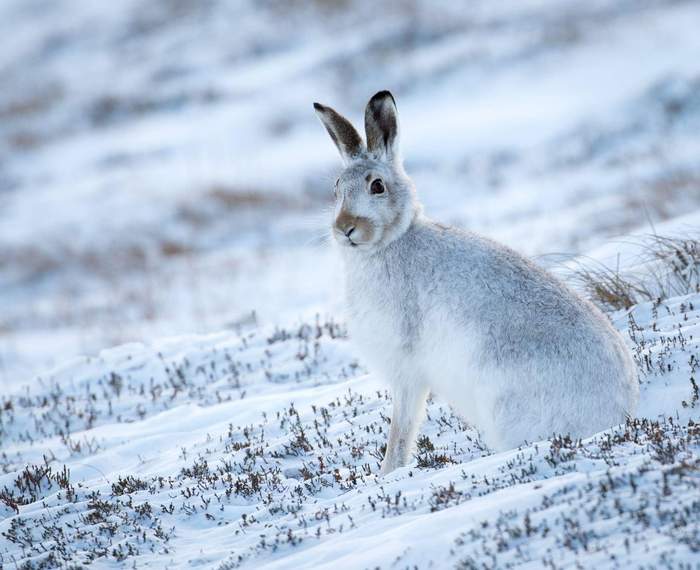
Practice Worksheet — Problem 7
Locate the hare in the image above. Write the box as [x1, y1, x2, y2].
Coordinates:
[314, 91, 639, 475]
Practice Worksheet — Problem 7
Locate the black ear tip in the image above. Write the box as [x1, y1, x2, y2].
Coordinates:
[313, 102, 325, 112]
[370, 90, 396, 106]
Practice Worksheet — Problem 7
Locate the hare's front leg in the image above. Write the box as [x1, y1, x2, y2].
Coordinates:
[380, 383, 429, 475]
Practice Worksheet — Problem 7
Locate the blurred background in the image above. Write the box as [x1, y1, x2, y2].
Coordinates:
[1, 0, 699, 385]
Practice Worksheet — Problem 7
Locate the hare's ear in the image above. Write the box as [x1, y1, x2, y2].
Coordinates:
[313, 102, 365, 165]
[364, 90, 400, 162]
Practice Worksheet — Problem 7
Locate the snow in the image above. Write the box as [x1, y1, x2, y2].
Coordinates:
[1, 294, 699, 567]
[1, 0, 700, 567]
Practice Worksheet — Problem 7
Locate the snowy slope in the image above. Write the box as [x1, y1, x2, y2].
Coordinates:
[2, 1, 700, 567]
[1, 286, 698, 568]
[3, 0, 700, 383]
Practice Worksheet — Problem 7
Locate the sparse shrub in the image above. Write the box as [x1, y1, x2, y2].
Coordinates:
[544, 434, 581, 467]
[5, 463, 74, 505]
[429, 481, 464, 512]
[111, 475, 149, 496]
[415, 434, 455, 468]
[682, 376, 699, 409]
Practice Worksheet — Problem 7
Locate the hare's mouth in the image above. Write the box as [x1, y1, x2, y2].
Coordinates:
[333, 223, 376, 249]
[334, 229, 360, 247]
[338, 235, 367, 249]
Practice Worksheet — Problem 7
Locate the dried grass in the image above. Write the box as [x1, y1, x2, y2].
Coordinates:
[571, 233, 700, 310]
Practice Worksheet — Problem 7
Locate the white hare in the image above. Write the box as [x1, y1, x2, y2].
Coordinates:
[314, 91, 639, 475]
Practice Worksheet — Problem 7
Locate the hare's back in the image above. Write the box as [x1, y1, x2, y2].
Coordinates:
[404, 221, 638, 443]
[406, 221, 632, 371]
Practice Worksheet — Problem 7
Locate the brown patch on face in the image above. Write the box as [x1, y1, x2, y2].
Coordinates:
[334, 210, 375, 245]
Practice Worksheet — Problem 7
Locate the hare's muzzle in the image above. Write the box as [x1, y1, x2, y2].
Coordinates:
[334, 212, 373, 247]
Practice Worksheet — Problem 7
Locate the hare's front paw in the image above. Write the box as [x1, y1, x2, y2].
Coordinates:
[378, 457, 401, 476]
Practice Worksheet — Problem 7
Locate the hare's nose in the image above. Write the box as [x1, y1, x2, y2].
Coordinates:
[335, 212, 358, 237]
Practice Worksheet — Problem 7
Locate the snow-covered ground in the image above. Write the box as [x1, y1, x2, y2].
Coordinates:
[1, 289, 699, 567]
[1, 0, 699, 567]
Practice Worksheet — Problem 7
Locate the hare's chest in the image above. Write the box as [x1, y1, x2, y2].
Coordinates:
[345, 273, 409, 373]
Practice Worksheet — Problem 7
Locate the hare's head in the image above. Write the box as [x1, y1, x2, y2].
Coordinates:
[314, 91, 418, 251]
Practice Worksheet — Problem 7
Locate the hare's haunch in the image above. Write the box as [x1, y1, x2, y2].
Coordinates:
[314, 91, 639, 475]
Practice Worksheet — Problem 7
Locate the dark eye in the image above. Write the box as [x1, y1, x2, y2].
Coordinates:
[334, 178, 339, 197]
[370, 179, 385, 195]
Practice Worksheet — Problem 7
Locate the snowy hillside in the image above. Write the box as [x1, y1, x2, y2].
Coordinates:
[3, 0, 700, 382]
[2, 0, 700, 567]
[1, 282, 699, 567]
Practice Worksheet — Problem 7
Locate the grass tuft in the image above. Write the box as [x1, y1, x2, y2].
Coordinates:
[571, 233, 700, 311]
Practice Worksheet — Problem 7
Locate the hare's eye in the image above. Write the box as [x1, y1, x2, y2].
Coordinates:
[334, 178, 340, 197]
[370, 179, 385, 195]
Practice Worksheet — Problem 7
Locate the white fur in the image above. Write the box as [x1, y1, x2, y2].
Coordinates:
[314, 91, 639, 475]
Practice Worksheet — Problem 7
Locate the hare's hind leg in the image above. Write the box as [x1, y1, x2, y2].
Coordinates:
[380, 383, 429, 475]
